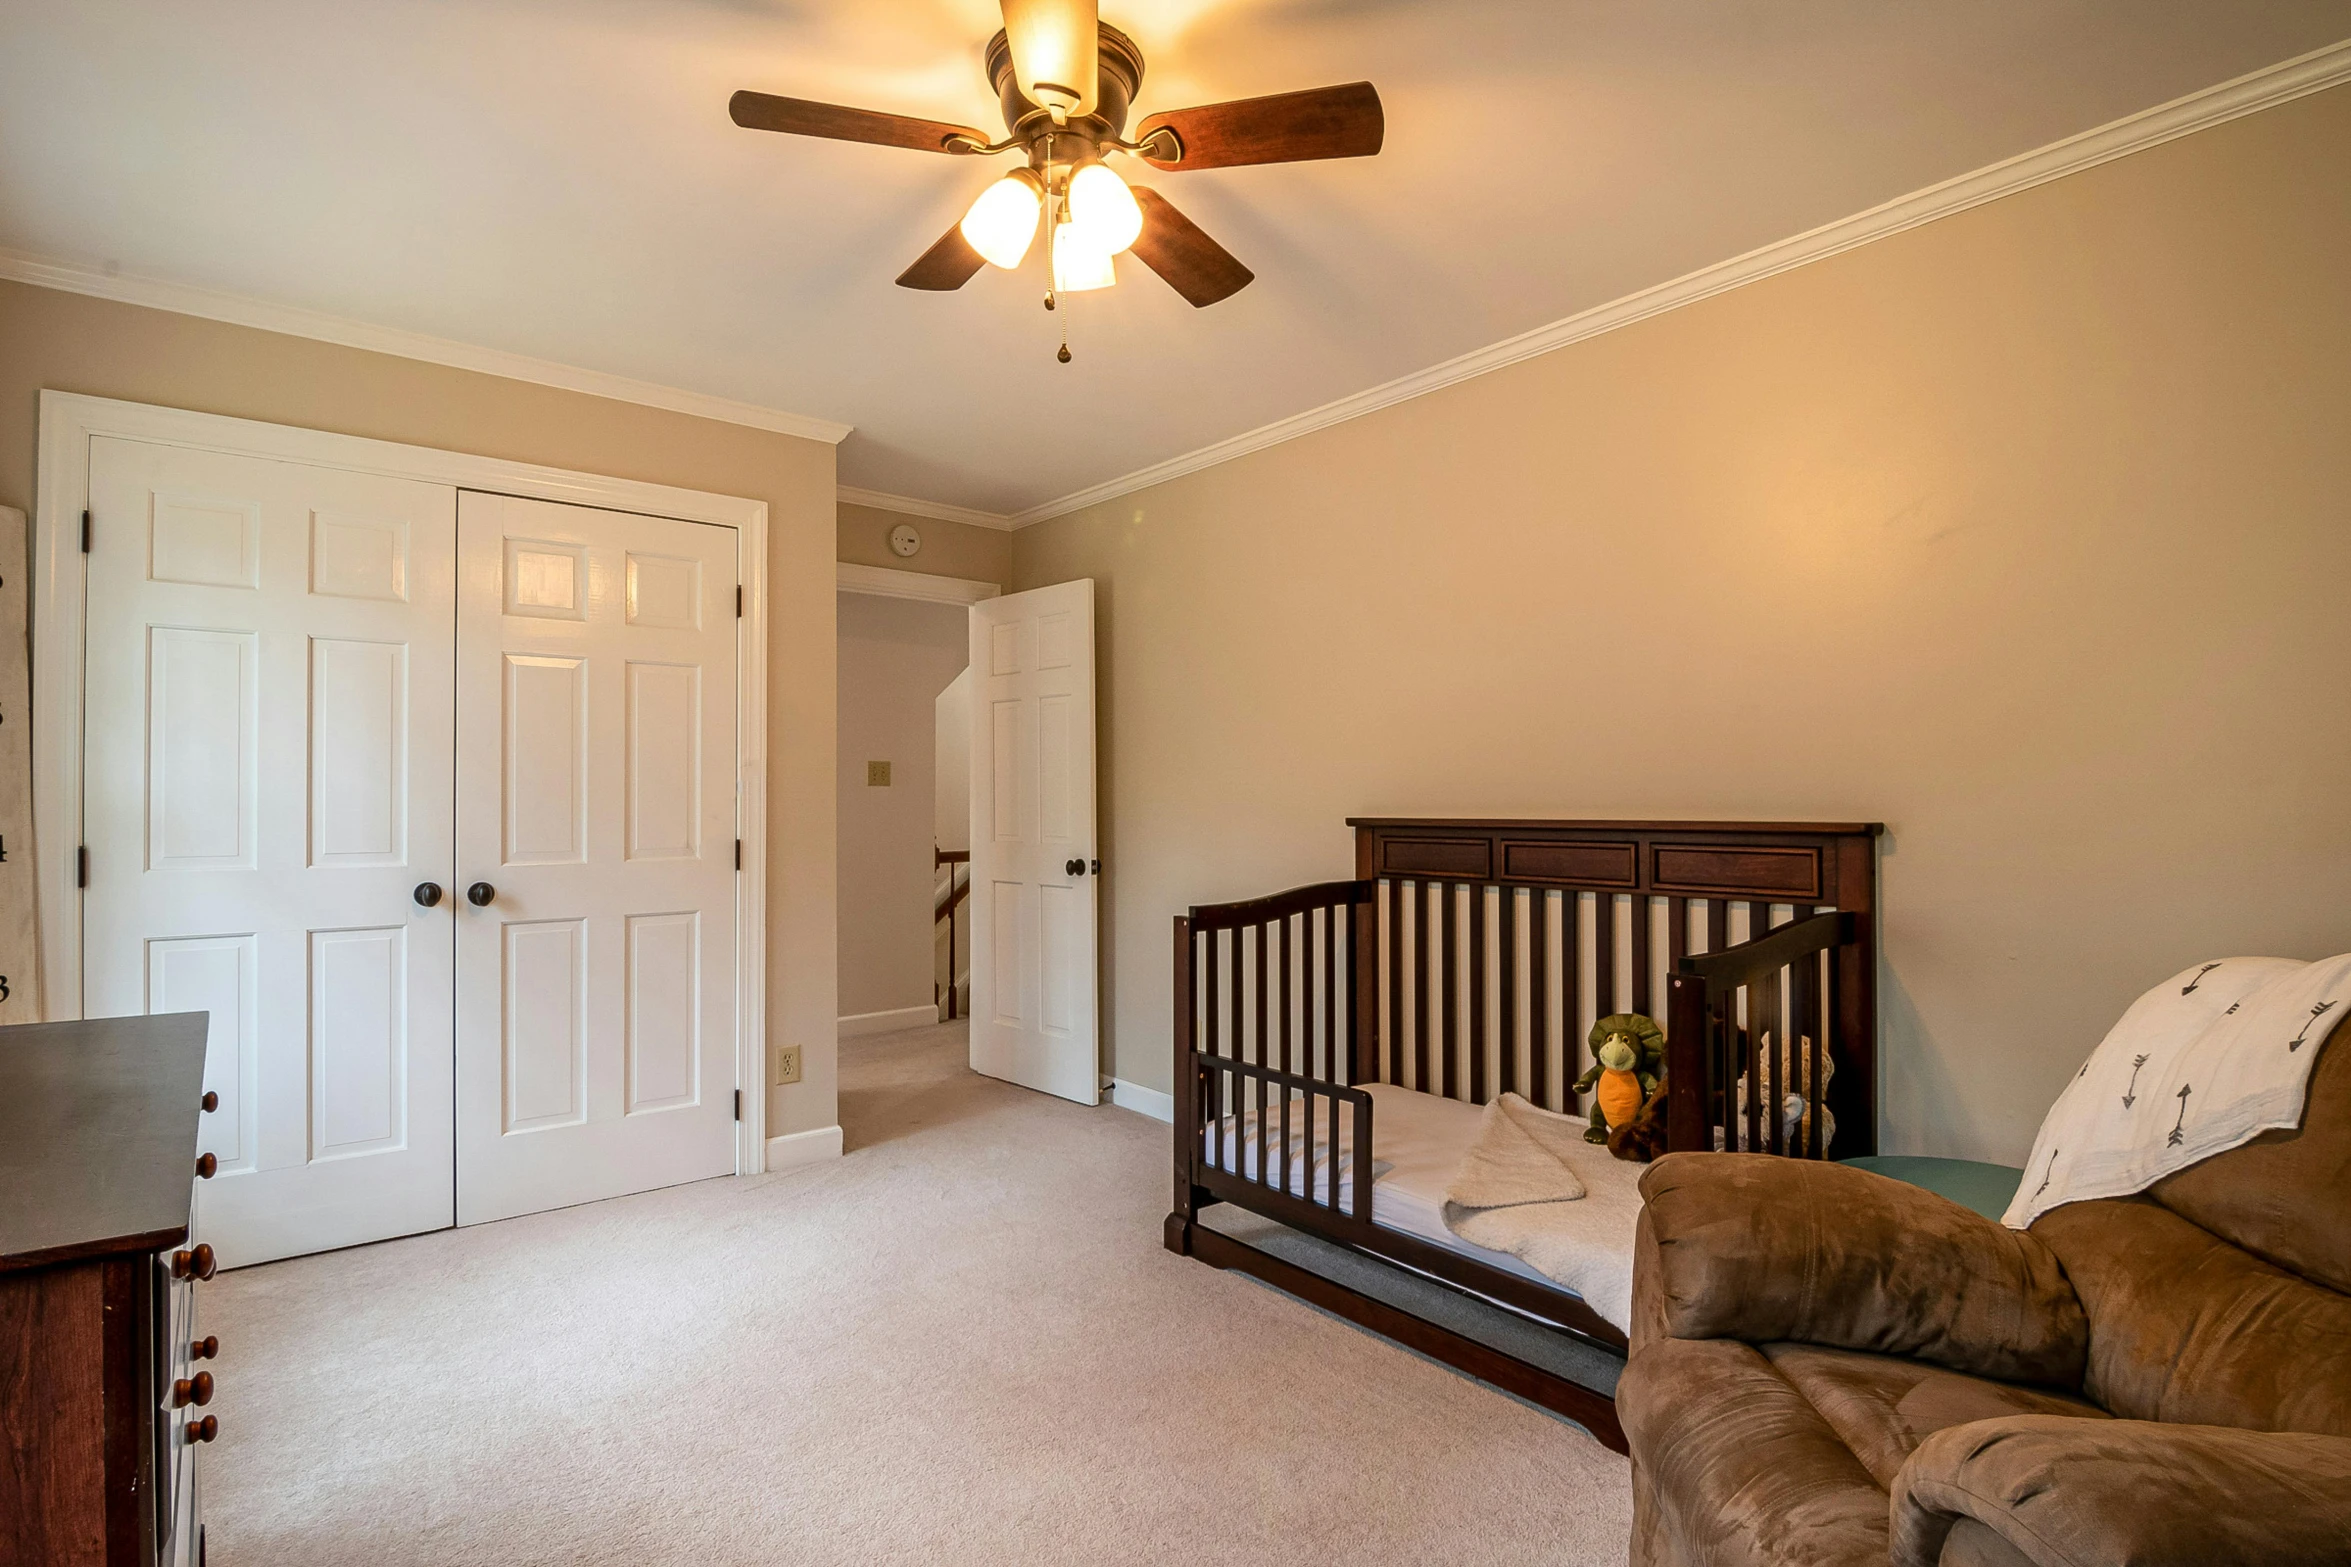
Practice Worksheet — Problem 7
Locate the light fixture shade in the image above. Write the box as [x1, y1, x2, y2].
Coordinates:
[960, 171, 1043, 269]
[1051, 221, 1116, 292]
[1065, 162, 1142, 255]
[1000, 0, 1099, 119]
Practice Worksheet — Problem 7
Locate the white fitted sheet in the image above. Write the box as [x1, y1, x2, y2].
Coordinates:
[1205, 1082, 1645, 1310]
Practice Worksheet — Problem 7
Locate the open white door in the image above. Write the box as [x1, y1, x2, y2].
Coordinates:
[968, 580, 1097, 1104]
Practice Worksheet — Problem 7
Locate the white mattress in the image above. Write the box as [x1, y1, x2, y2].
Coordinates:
[1206, 1083, 1645, 1311]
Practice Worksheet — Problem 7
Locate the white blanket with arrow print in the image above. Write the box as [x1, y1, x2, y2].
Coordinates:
[2004, 954, 2351, 1230]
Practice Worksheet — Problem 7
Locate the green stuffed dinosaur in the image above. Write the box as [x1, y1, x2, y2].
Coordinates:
[1575, 1013, 1666, 1143]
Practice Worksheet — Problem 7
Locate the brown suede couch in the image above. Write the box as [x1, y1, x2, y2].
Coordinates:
[1620, 1028, 2351, 1567]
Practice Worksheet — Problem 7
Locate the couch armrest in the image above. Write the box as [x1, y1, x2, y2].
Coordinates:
[1636, 1154, 2085, 1386]
[1892, 1415, 2351, 1567]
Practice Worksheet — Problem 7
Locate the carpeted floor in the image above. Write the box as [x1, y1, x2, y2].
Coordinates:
[204, 1022, 1633, 1565]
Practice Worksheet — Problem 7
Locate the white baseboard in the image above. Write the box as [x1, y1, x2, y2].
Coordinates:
[764, 1124, 844, 1173]
[1111, 1078, 1175, 1123]
[838, 1004, 939, 1039]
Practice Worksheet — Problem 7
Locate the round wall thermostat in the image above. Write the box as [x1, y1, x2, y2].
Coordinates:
[889, 524, 921, 558]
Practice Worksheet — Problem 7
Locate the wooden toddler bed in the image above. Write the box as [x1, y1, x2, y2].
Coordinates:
[1164, 818, 1882, 1451]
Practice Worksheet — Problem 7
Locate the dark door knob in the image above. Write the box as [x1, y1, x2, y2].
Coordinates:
[172, 1372, 215, 1408]
[413, 882, 443, 908]
[200, 1091, 219, 1113]
[191, 1335, 219, 1361]
[195, 1153, 217, 1179]
[171, 1244, 217, 1282]
[467, 882, 496, 906]
[1064, 858, 1084, 876]
[185, 1416, 218, 1444]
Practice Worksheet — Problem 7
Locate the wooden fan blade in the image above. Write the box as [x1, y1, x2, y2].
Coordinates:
[1135, 82, 1383, 171]
[729, 91, 987, 155]
[1127, 187, 1253, 308]
[896, 221, 989, 292]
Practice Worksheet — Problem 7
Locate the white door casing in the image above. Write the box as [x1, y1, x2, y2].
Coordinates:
[81, 437, 458, 1267]
[968, 579, 1098, 1105]
[453, 492, 740, 1225]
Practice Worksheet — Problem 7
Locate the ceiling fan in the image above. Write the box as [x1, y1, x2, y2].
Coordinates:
[728, 0, 1382, 352]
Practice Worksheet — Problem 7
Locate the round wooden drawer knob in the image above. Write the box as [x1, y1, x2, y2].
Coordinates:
[195, 1153, 218, 1179]
[171, 1244, 217, 1281]
[192, 1335, 220, 1361]
[201, 1091, 219, 1113]
[172, 1372, 214, 1408]
[186, 1416, 218, 1445]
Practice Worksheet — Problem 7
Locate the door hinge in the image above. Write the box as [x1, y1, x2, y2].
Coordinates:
[733, 1089, 742, 1122]
[734, 837, 742, 871]
[735, 585, 743, 618]
[80, 510, 91, 553]
[76, 845, 88, 888]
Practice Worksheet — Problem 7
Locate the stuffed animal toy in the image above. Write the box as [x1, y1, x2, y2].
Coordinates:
[1575, 1013, 1665, 1144]
[1607, 1071, 1670, 1163]
[1728, 1031, 1837, 1155]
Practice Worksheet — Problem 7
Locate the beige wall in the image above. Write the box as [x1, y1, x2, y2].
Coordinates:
[1012, 84, 2351, 1164]
[836, 591, 967, 1021]
[0, 280, 843, 1140]
[838, 501, 1011, 586]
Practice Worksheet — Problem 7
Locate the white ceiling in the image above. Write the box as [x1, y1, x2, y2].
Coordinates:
[3, 2, 2347, 517]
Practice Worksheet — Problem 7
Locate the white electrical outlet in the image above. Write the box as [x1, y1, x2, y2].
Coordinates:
[774, 1045, 803, 1085]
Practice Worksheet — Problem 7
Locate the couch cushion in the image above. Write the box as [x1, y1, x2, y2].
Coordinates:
[1758, 1343, 2109, 1488]
[2146, 1021, 2351, 1293]
[1621, 1337, 1888, 1567]
[2033, 1193, 2351, 1434]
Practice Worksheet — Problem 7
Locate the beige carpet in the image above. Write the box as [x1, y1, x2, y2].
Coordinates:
[204, 1022, 1632, 1565]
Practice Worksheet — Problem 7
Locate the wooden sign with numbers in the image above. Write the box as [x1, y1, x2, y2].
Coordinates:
[0, 507, 37, 1022]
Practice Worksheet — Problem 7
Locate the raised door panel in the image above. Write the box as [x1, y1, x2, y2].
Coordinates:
[146, 628, 257, 871]
[625, 663, 700, 861]
[504, 655, 587, 866]
[504, 919, 587, 1132]
[308, 927, 407, 1160]
[625, 912, 699, 1113]
[310, 639, 408, 867]
[150, 936, 259, 1174]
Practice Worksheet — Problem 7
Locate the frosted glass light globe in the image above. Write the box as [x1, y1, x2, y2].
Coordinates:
[1066, 162, 1143, 255]
[1051, 222, 1116, 292]
[960, 173, 1043, 269]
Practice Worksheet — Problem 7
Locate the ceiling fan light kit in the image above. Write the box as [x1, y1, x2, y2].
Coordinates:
[727, 0, 1384, 360]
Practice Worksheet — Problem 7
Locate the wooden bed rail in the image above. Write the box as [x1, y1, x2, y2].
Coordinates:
[1172, 880, 1374, 1228]
[1665, 911, 1857, 1158]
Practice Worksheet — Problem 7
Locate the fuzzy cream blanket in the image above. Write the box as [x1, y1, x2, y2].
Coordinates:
[1440, 1093, 1646, 1331]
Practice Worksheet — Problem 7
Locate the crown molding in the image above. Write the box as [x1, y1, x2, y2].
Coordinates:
[835, 485, 1018, 531]
[0, 247, 854, 446]
[836, 561, 1000, 604]
[1003, 36, 2351, 529]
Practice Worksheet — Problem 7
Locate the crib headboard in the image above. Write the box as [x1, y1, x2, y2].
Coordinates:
[1346, 817, 1883, 1156]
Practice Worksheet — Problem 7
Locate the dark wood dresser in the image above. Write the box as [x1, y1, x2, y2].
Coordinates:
[1, 1014, 216, 1567]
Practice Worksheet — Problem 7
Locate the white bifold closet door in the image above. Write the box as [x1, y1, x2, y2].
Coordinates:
[452, 493, 740, 1227]
[82, 440, 742, 1267]
[968, 579, 1098, 1105]
[83, 438, 459, 1268]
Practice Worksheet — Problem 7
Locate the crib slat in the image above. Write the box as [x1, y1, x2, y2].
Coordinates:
[1279, 917, 1293, 1191]
[1470, 883, 1488, 1104]
[1594, 893, 1617, 1023]
[1707, 898, 1728, 955]
[1322, 904, 1336, 1084]
[1499, 887, 1518, 1100]
[1441, 882, 1461, 1101]
[1758, 961, 1783, 1155]
[1744, 979, 1762, 1155]
[1631, 894, 1652, 1020]
[1790, 927, 1819, 1156]
[1529, 891, 1549, 1110]
[1560, 894, 1581, 1112]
